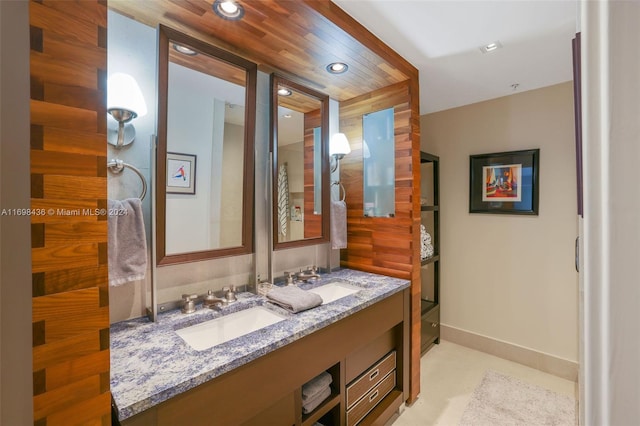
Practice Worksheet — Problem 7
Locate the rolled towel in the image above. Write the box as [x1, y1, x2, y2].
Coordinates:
[266, 285, 323, 313]
[302, 371, 333, 402]
[302, 385, 331, 414]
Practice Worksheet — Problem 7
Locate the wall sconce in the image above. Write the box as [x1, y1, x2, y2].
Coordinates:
[107, 73, 147, 148]
[330, 133, 351, 173]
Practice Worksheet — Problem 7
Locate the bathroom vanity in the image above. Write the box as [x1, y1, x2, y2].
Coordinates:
[111, 269, 409, 425]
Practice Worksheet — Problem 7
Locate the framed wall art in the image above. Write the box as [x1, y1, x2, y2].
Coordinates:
[469, 149, 539, 215]
[167, 152, 196, 195]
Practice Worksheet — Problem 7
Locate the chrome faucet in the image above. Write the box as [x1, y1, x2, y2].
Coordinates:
[296, 266, 320, 282]
[203, 290, 227, 309]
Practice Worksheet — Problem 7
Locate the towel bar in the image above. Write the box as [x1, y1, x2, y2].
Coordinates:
[107, 159, 148, 201]
[332, 181, 346, 202]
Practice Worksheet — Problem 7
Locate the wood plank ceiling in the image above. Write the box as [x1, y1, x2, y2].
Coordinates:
[108, 0, 415, 102]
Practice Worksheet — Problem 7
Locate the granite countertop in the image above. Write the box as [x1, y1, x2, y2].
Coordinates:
[110, 269, 409, 420]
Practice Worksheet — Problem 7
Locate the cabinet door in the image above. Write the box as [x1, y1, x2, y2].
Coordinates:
[241, 392, 296, 426]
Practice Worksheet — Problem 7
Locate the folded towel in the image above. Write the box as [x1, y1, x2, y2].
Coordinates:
[302, 371, 333, 401]
[330, 200, 347, 249]
[302, 385, 331, 414]
[108, 198, 147, 286]
[266, 285, 323, 313]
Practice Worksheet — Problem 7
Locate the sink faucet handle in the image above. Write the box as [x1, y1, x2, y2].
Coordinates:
[181, 294, 198, 314]
[284, 271, 295, 285]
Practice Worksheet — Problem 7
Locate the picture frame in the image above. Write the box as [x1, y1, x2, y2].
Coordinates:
[166, 152, 196, 195]
[469, 149, 539, 215]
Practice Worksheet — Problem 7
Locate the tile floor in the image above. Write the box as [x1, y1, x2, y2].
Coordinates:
[390, 340, 578, 425]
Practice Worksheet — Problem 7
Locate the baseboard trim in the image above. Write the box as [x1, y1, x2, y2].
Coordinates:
[440, 324, 578, 382]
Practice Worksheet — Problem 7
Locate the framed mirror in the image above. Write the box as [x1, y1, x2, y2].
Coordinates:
[271, 74, 329, 250]
[157, 25, 257, 265]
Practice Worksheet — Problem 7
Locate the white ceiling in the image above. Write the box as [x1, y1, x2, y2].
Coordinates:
[332, 0, 578, 113]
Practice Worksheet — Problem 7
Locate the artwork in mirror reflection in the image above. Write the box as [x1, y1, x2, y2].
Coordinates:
[272, 75, 329, 247]
[363, 107, 395, 217]
[157, 25, 256, 264]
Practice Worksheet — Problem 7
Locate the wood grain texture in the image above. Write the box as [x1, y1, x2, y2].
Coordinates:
[339, 81, 421, 402]
[30, 0, 110, 423]
[408, 77, 422, 404]
[109, 0, 414, 103]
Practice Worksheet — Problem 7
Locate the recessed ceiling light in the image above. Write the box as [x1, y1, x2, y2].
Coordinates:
[277, 88, 292, 96]
[480, 41, 503, 54]
[326, 62, 348, 74]
[173, 44, 197, 56]
[213, 0, 245, 21]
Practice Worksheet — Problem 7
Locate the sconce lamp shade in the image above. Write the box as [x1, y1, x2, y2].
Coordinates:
[107, 73, 147, 117]
[330, 133, 351, 173]
[330, 133, 351, 158]
[107, 73, 147, 148]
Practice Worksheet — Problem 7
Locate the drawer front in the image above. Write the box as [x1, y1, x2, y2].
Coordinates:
[421, 306, 440, 350]
[346, 351, 396, 408]
[347, 371, 396, 426]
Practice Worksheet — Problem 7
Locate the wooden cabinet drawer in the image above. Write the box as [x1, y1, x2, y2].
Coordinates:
[346, 371, 395, 426]
[421, 305, 440, 352]
[346, 351, 396, 408]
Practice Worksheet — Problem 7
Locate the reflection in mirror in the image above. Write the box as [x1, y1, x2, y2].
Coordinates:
[363, 107, 395, 217]
[157, 25, 256, 265]
[271, 75, 329, 249]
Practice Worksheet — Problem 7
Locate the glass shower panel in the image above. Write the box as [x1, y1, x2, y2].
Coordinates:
[313, 126, 322, 214]
[363, 107, 395, 217]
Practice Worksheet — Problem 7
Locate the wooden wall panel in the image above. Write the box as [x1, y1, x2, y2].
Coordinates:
[339, 80, 422, 403]
[30, 0, 110, 424]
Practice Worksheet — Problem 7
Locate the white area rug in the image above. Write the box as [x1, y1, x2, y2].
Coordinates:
[459, 370, 576, 426]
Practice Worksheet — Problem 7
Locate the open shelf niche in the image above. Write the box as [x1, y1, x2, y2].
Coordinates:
[420, 152, 440, 353]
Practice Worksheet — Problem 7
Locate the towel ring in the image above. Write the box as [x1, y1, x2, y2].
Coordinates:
[107, 159, 147, 201]
[332, 181, 346, 202]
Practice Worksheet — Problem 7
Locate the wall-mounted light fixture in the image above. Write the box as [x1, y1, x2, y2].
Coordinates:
[107, 73, 147, 148]
[330, 133, 351, 173]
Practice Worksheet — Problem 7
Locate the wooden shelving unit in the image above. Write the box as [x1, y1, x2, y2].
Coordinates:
[420, 152, 440, 353]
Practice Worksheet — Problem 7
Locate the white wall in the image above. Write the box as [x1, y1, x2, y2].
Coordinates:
[581, 1, 640, 423]
[165, 68, 221, 254]
[422, 82, 579, 363]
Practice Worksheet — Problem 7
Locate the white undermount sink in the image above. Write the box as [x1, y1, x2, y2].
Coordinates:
[176, 306, 286, 351]
[308, 281, 361, 305]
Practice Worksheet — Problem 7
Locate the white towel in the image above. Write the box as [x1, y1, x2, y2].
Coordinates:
[108, 198, 147, 286]
[330, 200, 347, 249]
[277, 163, 289, 236]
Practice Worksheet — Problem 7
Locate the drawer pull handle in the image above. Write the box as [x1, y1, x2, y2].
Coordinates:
[369, 369, 379, 381]
[431, 322, 438, 328]
[369, 390, 379, 402]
